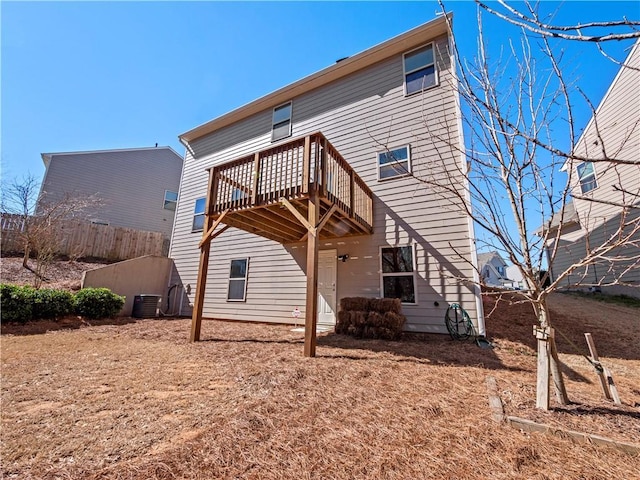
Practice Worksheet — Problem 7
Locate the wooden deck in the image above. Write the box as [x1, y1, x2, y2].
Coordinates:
[191, 132, 374, 357]
[204, 132, 373, 244]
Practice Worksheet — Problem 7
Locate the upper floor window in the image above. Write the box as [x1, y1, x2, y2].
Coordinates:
[272, 102, 292, 141]
[403, 43, 437, 95]
[378, 145, 411, 180]
[577, 162, 598, 193]
[163, 190, 178, 211]
[380, 245, 417, 304]
[192, 197, 206, 232]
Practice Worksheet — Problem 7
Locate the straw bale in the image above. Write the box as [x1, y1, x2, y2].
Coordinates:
[368, 298, 402, 314]
[340, 297, 371, 312]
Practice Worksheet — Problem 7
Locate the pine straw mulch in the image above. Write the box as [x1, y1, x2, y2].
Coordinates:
[1, 293, 639, 479]
[0, 256, 110, 291]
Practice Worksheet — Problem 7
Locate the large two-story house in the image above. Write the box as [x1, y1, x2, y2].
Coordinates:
[38, 146, 184, 244]
[169, 15, 485, 353]
[545, 40, 640, 297]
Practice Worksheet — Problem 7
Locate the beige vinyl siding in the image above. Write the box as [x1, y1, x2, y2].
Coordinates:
[38, 148, 183, 238]
[170, 34, 480, 333]
[551, 42, 640, 291]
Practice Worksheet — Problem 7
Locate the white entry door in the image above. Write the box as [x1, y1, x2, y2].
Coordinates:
[318, 249, 337, 326]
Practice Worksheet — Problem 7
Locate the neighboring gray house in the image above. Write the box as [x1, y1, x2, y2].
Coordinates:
[477, 252, 512, 288]
[38, 146, 184, 240]
[170, 15, 485, 341]
[544, 41, 640, 298]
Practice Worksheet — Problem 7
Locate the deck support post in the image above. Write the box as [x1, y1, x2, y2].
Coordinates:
[190, 169, 217, 343]
[304, 188, 320, 357]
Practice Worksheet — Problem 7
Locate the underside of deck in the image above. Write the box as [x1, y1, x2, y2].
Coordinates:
[191, 132, 374, 357]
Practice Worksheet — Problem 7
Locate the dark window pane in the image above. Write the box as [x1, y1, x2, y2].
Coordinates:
[165, 191, 178, 202]
[192, 213, 204, 231]
[164, 200, 177, 211]
[228, 279, 246, 300]
[405, 45, 433, 72]
[273, 103, 291, 124]
[230, 259, 247, 278]
[580, 177, 597, 193]
[379, 161, 409, 179]
[382, 246, 414, 273]
[379, 147, 408, 165]
[194, 197, 206, 214]
[272, 120, 291, 140]
[382, 275, 415, 303]
[406, 66, 436, 94]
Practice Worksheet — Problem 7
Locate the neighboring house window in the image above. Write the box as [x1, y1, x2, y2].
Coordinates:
[378, 145, 411, 180]
[272, 102, 292, 141]
[381, 245, 417, 304]
[192, 197, 206, 231]
[403, 43, 437, 95]
[496, 265, 505, 276]
[577, 162, 598, 193]
[228, 258, 249, 301]
[164, 190, 178, 211]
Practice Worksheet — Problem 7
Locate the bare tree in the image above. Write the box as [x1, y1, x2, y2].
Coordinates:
[1, 173, 100, 288]
[383, 4, 640, 409]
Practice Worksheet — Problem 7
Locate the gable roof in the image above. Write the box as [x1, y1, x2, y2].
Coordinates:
[41, 146, 183, 168]
[561, 39, 640, 172]
[179, 14, 451, 144]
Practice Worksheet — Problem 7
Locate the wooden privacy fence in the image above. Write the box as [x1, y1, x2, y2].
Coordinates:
[1, 214, 165, 261]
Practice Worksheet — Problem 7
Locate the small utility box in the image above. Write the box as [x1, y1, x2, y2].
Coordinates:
[132, 294, 161, 318]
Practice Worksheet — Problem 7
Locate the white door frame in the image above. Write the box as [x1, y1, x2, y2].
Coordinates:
[318, 249, 337, 325]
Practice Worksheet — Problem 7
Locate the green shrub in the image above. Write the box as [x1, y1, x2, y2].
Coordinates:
[74, 288, 125, 319]
[32, 288, 74, 319]
[1, 284, 35, 323]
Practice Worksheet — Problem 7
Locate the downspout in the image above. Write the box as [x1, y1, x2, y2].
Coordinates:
[446, 15, 486, 336]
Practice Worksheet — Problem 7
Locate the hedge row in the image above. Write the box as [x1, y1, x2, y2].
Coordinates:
[0, 285, 125, 323]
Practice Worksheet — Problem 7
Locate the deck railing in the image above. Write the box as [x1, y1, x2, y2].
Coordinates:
[210, 132, 373, 230]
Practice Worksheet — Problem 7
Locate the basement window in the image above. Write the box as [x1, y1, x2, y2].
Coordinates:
[403, 43, 437, 95]
[380, 245, 417, 304]
[192, 197, 206, 232]
[272, 102, 292, 141]
[228, 258, 249, 301]
[377, 145, 411, 180]
[577, 162, 598, 193]
[163, 190, 178, 211]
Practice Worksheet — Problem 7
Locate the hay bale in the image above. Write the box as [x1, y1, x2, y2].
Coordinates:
[337, 298, 406, 340]
[368, 298, 402, 314]
[340, 297, 372, 312]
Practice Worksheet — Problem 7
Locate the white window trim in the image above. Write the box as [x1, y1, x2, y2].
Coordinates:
[403, 42, 439, 96]
[576, 162, 598, 194]
[163, 190, 178, 211]
[376, 144, 412, 181]
[379, 244, 418, 305]
[227, 257, 249, 302]
[271, 101, 293, 142]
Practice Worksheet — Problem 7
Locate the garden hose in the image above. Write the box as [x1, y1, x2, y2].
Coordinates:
[445, 303, 493, 348]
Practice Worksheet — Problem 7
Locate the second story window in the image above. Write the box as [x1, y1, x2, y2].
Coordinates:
[577, 162, 598, 193]
[272, 102, 292, 141]
[192, 197, 206, 232]
[378, 145, 411, 180]
[403, 43, 437, 95]
[163, 190, 178, 211]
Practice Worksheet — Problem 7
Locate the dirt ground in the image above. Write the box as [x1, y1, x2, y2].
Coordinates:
[1, 259, 639, 479]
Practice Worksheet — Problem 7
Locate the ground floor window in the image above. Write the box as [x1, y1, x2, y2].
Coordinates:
[380, 245, 416, 304]
[228, 258, 249, 301]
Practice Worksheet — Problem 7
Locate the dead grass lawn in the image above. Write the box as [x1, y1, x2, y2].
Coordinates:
[2, 292, 639, 479]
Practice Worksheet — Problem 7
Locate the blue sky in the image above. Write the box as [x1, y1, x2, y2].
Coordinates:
[2, 1, 638, 185]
